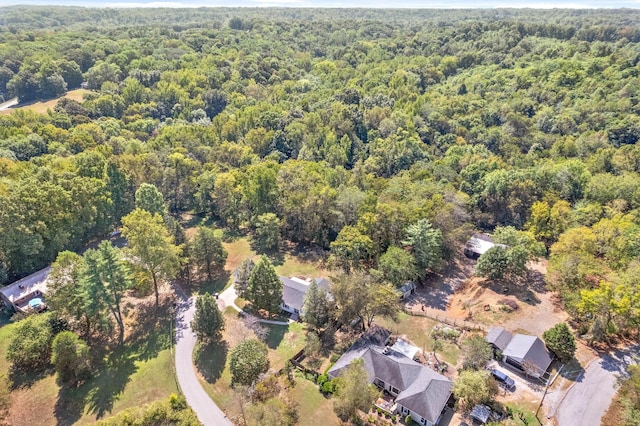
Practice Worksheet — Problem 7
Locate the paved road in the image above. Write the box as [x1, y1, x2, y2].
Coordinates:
[174, 291, 233, 426]
[553, 345, 638, 426]
[0, 97, 18, 111]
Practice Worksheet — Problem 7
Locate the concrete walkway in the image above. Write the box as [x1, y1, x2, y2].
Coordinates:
[174, 288, 233, 426]
[218, 283, 290, 326]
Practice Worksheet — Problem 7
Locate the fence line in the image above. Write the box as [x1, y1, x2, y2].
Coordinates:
[404, 307, 488, 332]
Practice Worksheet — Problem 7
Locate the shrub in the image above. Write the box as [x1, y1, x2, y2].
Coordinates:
[405, 414, 414, 425]
[7, 312, 56, 371]
[321, 379, 336, 394]
[317, 373, 328, 386]
[96, 395, 199, 425]
[330, 353, 340, 363]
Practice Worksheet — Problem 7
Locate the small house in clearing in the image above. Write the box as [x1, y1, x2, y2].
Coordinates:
[0, 267, 51, 313]
[279, 276, 331, 318]
[398, 281, 417, 300]
[329, 326, 452, 426]
[486, 326, 553, 379]
[464, 233, 504, 259]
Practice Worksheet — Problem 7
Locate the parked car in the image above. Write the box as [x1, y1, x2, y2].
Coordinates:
[491, 369, 516, 390]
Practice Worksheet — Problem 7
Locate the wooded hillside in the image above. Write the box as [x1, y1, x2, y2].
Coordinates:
[1, 7, 639, 342]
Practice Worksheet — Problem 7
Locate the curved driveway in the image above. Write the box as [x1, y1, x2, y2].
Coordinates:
[553, 344, 638, 426]
[174, 291, 233, 426]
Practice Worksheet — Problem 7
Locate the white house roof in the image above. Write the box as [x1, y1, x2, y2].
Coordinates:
[0, 267, 51, 304]
[391, 338, 420, 360]
[465, 233, 497, 256]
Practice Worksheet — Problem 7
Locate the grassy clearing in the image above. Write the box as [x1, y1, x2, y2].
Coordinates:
[0, 321, 17, 375]
[265, 321, 306, 368]
[275, 252, 327, 279]
[2, 298, 178, 425]
[223, 238, 256, 273]
[290, 374, 341, 426]
[0, 89, 90, 116]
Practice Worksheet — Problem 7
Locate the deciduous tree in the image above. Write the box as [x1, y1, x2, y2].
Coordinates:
[135, 183, 166, 217]
[333, 359, 379, 420]
[122, 209, 182, 306]
[461, 335, 494, 370]
[453, 370, 498, 410]
[51, 331, 91, 385]
[543, 323, 576, 362]
[229, 339, 269, 386]
[377, 246, 417, 286]
[331, 271, 399, 330]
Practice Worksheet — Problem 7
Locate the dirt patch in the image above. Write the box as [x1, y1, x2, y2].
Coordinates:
[440, 259, 569, 336]
[0, 89, 90, 116]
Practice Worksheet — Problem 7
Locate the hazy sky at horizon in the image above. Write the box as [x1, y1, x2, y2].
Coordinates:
[2, 0, 640, 7]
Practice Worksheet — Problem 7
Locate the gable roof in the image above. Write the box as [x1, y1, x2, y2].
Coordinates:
[395, 365, 452, 423]
[398, 281, 417, 295]
[486, 326, 513, 351]
[328, 330, 451, 424]
[280, 276, 331, 311]
[465, 233, 496, 256]
[0, 267, 51, 305]
[502, 334, 553, 377]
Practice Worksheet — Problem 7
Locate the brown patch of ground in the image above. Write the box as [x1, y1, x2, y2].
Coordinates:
[432, 259, 569, 337]
[0, 89, 90, 116]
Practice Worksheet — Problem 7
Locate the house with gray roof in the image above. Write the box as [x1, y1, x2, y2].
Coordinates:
[485, 326, 553, 379]
[486, 326, 513, 352]
[398, 281, 417, 300]
[279, 276, 331, 317]
[329, 327, 452, 426]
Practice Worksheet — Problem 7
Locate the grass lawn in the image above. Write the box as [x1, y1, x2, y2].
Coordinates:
[0, 320, 17, 375]
[2, 298, 178, 425]
[265, 321, 306, 368]
[505, 401, 539, 425]
[223, 238, 257, 273]
[376, 312, 461, 366]
[275, 252, 328, 279]
[290, 374, 341, 426]
[195, 310, 308, 422]
[0, 89, 90, 116]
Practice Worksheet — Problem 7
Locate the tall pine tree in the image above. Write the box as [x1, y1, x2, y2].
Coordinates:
[247, 255, 282, 314]
[302, 280, 330, 331]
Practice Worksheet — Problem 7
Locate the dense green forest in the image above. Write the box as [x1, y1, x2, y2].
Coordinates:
[1, 6, 640, 344]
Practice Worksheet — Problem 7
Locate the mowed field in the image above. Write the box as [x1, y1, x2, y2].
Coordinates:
[0, 89, 90, 115]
